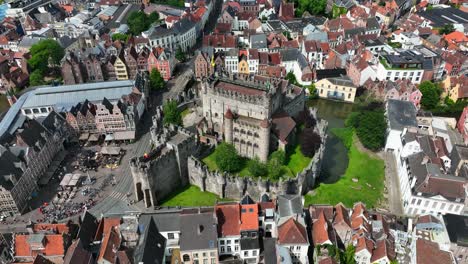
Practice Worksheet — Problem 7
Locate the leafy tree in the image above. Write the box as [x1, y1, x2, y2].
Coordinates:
[149, 12, 160, 22]
[294, 0, 327, 16]
[345, 111, 359, 128]
[283, 31, 292, 40]
[308, 83, 318, 98]
[300, 128, 322, 157]
[163, 100, 182, 126]
[340, 245, 356, 264]
[247, 157, 268, 177]
[419, 81, 441, 110]
[151, 0, 184, 7]
[28, 39, 64, 73]
[127, 11, 159, 35]
[332, 4, 347, 18]
[175, 46, 186, 62]
[150, 68, 165, 90]
[214, 143, 242, 172]
[285, 72, 299, 86]
[29, 70, 45, 86]
[268, 150, 285, 180]
[354, 111, 387, 151]
[439, 24, 455, 35]
[112, 33, 129, 42]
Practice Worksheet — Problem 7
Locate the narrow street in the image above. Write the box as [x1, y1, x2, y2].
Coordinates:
[384, 152, 404, 216]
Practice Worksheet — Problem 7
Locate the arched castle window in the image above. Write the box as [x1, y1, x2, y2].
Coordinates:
[234, 128, 239, 132]
[247, 131, 252, 136]
[253, 143, 258, 148]
[247, 142, 252, 146]
[215, 113, 218, 118]
[240, 129, 246, 134]
[254, 133, 259, 138]
[240, 139, 245, 144]
[183, 255, 190, 261]
[234, 138, 239, 142]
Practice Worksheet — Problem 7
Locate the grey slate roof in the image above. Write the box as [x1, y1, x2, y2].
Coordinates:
[240, 238, 260, 250]
[344, 27, 365, 38]
[417, 7, 468, 27]
[386, 99, 418, 131]
[277, 194, 303, 218]
[0, 145, 23, 190]
[146, 211, 181, 232]
[77, 211, 99, 249]
[280, 49, 299, 62]
[134, 217, 166, 264]
[180, 210, 217, 251]
[263, 238, 278, 264]
[22, 80, 136, 109]
[327, 76, 355, 87]
[366, 17, 380, 30]
[250, 34, 267, 49]
[443, 214, 468, 247]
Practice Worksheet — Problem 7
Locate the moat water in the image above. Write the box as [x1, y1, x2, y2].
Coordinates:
[308, 99, 355, 183]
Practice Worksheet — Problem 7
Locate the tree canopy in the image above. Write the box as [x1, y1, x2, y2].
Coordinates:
[150, 68, 166, 90]
[112, 33, 129, 42]
[214, 143, 243, 172]
[163, 100, 182, 126]
[419, 81, 442, 110]
[285, 71, 299, 86]
[29, 70, 44, 86]
[439, 24, 455, 35]
[28, 39, 64, 73]
[127, 11, 159, 35]
[247, 157, 268, 177]
[294, 0, 327, 17]
[268, 150, 286, 180]
[353, 111, 387, 151]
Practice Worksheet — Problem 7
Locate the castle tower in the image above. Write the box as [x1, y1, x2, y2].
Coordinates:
[224, 109, 233, 143]
[259, 118, 270, 162]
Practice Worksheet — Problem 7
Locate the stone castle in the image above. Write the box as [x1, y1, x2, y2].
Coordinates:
[198, 75, 305, 162]
[130, 105, 327, 207]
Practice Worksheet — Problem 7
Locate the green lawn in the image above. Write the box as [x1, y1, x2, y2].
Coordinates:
[160, 185, 231, 207]
[305, 127, 385, 208]
[202, 142, 310, 179]
[286, 144, 312, 175]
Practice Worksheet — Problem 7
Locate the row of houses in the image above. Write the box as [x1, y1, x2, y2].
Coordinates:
[5, 197, 468, 264]
[61, 39, 175, 84]
[385, 100, 468, 217]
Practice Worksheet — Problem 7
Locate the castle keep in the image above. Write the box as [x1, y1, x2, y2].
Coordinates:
[130, 105, 327, 208]
[198, 75, 305, 162]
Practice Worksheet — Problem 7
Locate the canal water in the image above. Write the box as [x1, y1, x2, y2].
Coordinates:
[308, 99, 355, 183]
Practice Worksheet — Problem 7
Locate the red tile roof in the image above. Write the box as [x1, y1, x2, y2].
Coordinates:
[444, 31, 468, 44]
[312, 211, 330, 245]
[215, 80, 266, 96]
[95, 217, 120, 241]
[278, 218, 308, 244]
[416, 239, 453, 264]
[272, 111, 296, 143]
[371, 239, 395, 263]
[240, 204, 259, 231]
[98, 226, 121, 263]
[15, 234, 65, 258]
[215, 203, 241, 236]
